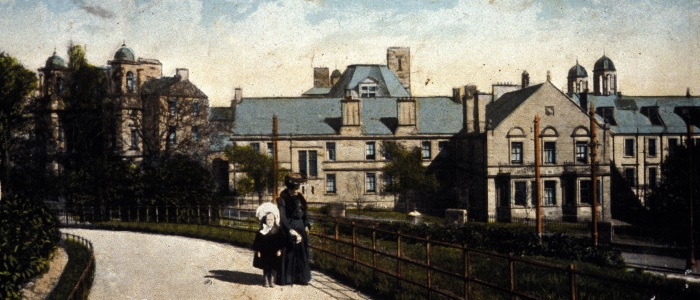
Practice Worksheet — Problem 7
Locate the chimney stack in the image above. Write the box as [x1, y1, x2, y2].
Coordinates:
[522, 70, 530, 89]
[176, 68, 189, 81]
[314, 67, 330, 88]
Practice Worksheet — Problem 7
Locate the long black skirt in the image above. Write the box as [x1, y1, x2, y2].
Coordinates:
[278, 219, 311, 285]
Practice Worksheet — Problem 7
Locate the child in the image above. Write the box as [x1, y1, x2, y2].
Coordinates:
[253, 203, 285, 287]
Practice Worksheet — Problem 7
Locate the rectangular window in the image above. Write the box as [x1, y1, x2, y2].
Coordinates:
[360, 84, 377, 98]
[250, 142, 260, 152]
[326, 142, 336, 161]
[192, 126, 200, 142]
[168, 126, 177, 145]
[267, 142, 274, 157]
[366, 142, 376, 160]
[514, 181, 527, 206]
[649, 167, 658, 189]
[193, 101, 200, 117]
[576, 141, 588, 163]
[383, 174, 394, 191]
[130, 128, 139, 150]
[669, 138, 679, 156]
[625, 138, 635, 156]
[168, 98, 178, 117]
[366, 173, 377, 193]
[511, 142, 523, 164]
[580, 180, 601, 205]
[298, 150, 318, 178]
[648, 138, 657, 157]
[438, 141, 448, 156]
[422, 141, 431, 160]
[544, 181, 556, 205]
[625, 168, 636, 187]
[544, 142, 556, 164]
[326, 174, 336, 194]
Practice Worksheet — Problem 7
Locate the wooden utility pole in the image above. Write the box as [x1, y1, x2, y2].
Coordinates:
[686, 112, 697, 272]
[534, 114, 542, 238]
[273, 114, 280, 203]
[589, 104, 599, 247]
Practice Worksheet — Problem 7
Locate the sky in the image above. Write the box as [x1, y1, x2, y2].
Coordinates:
[0, 0, 699, 106]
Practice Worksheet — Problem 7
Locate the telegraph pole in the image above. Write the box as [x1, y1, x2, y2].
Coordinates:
[534, 114, 543, 238]
[686, 112, 696, 272]
[273, 114, 280, 203]
[589, 104, 599, 247]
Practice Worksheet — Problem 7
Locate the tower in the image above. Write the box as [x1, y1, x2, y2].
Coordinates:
[387, 47, 410, 92]
[567, 60, 589, 96]
[593, 55, 617, 96]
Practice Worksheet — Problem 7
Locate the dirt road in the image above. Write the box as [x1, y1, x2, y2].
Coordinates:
[61, 229, 371, 300]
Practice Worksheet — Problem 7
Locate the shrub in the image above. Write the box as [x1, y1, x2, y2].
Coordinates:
[0, 195, 60, 299]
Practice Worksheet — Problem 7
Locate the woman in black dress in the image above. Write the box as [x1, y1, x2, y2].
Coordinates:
[277, 173, 311, 285]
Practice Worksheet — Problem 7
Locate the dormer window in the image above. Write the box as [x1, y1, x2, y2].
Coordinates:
[359, 78, 378, 98]
[597, 107, 617, 125]
[641, 106, 663, 126]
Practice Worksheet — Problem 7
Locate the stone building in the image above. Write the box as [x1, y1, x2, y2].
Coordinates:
[210, 47, 464, 208]
[36, 43, 209, 173]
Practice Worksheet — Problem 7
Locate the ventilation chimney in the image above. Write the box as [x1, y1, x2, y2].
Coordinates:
[176, 68, 189, 81]
[231, 87, 242, 106]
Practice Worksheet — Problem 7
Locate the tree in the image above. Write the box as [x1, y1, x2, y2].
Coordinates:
[381, 141, 439, 211]
[648, 145, 700, 244]
[0, 52, 37, 195]
[224, 145, 286, 204]
[141, 154, 216, 207]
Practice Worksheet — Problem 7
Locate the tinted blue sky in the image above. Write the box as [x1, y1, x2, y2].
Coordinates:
[0, 0, 698, 105]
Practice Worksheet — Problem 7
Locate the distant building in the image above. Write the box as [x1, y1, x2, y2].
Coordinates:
[36, 43, 209, 173]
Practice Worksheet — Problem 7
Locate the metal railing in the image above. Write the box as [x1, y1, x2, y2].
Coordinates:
[54, 205, 694, 299]
[62, 233, 95, 300]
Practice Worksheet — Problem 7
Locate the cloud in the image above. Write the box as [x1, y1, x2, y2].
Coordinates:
[72, 0, 116, 19]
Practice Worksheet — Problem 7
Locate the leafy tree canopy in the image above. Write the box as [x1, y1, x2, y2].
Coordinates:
[381, 141, 438, 209]
[224, 145, 287, 203]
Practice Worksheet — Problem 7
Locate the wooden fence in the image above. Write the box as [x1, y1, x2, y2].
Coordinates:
[62, 233, 95, 300]
[55, 205, 693, 299]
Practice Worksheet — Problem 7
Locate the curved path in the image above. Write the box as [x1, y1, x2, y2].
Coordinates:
[62, 229, 371, 300]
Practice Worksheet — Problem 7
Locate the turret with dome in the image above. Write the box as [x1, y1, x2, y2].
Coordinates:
[567, 60, 588, 96]
[593, 54, 617, 96]
[113, 43, 136, 62]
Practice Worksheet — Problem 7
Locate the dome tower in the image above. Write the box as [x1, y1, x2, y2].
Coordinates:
[567, 60, 588, 96]
[593, 55, 617, 96]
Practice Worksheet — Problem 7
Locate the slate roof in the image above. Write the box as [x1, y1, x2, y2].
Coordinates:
[584, 95, 700, 134]
[326, 65, 411, 98]
[302, 87, 332, 97]
[224, 96, 461, 136]
[486, 83, 544, 129]
[141, 77, 207, 98]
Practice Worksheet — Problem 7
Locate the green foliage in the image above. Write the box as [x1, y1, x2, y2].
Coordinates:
[224, 145, 287, 202]
[647, 145, 700, 244]
[0, 52, 38, 195]
[0, 195, 60, 298]
[381, 141, 438, 209]
[141, 155, 217, 207]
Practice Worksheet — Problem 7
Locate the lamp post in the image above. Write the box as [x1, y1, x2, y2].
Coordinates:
[534, 114, 542, 239]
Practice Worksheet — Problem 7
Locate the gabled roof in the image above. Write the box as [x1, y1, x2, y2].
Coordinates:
[141, 77, 207, 98]
[486, 83, 543, 129]
[226, 96, 460, 136]
[326, 65, 411, 98]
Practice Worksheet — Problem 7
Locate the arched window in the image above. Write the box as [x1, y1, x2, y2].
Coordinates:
[126, 71, 135, 93]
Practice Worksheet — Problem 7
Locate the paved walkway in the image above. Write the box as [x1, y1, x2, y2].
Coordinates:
[62, 229, 371, 300]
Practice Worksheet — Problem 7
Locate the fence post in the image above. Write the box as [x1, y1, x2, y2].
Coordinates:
[372, 227, 377, 269]
[352, 222, 357, 270]
[427, 236, 432, 299]
[335, 221, 340, 265]
[569, 263, 577, 300]
[509, 253, 516, 300]
[208, 206, 212, 225]
[464, 245, 471, 300]
[156, 206, 159, 223]
[396, 231, 401, 278]
[197, 206, 201, 224]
